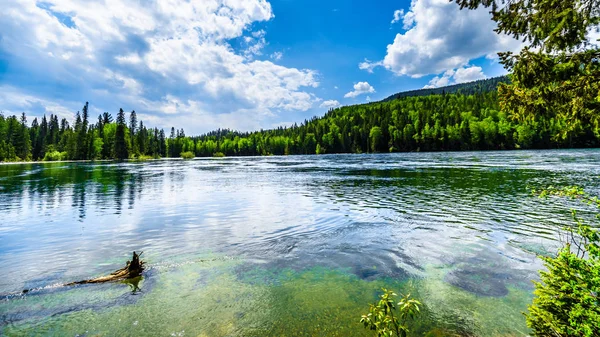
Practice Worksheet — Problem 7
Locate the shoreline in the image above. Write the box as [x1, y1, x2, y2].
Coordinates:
[0, 159, 118, 166]
[1, 147, 599, 166]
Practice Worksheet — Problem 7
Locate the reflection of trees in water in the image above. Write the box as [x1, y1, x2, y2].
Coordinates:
[0, 163, 157, 216]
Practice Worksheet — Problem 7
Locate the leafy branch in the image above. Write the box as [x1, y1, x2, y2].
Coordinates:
[360, 289, 421, 337]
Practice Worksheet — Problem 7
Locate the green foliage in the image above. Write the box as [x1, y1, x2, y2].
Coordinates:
[114, 109, 129, 160]
[369, 126, 383, 153]
[212, 152, 225, 158]
[2, 73, 599, 162]
[132, 154, 154, 161]
[43, 150, 67, 161]
[454, 0, 599, 53]
[0, 104, 168, 162]
[360, 288, 421, 337]
[499, 49, 600, 143]
[453, 0, 600, 141]
[0, 140, 17, 162]
[191, 89, 597, 156]
[527, 187, 600, 336]
[452, 3, 600, 331]
[180, 151, 195, 159]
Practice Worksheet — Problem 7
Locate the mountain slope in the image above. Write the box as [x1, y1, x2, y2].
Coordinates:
[381, 76, 509, 102]
[190, 80, 598, 156]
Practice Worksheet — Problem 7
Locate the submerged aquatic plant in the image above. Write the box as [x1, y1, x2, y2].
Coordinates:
[527, 187, 600, 336]
[360, 288, 421, 337]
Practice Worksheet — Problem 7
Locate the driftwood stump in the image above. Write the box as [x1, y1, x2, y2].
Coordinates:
[65, 251, 145, 286]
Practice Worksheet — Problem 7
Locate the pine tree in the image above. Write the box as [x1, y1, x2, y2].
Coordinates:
[129, 110, 137, 136]
[453, 0, 600, 141]
[14, 112, 32, 160]
[159, 129, 166, 157]
[39, 115, 48, 158]
[114, 108, 129, 160]
[102, 112, 113, 124]
[77, 102, 89, 160]
[48, 114, 59, 146]
[30, 117, 42, 160]
[169, 127, 176, 157]
[137, 120, 147, 155]
[129, 110, 138, 156]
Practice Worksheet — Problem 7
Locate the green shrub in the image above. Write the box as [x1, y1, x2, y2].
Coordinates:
[180, 151, 195, 159]
[43, 151, 67, 161]
[527, 187, 600, 336]
[212, 152, 225, 158]
[133, 154, 154, 161]
[360, 288, 421, 337]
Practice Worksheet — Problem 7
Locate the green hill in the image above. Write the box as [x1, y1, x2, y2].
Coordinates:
[381, 76, 509, 102]
[189, 77, 597, 156]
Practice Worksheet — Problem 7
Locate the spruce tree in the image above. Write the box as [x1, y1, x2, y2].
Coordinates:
[39, 115, 48, 158]
[159, 129, 166, 157]
[15, 113, 31, 160]
[453, 0, 600, 141]
[114, 108, 128, 160]
[30, 118, 42, 160]
[77, 102, 89, 160]
[102, 112, 113, 124]
[129, 110, 138, 157]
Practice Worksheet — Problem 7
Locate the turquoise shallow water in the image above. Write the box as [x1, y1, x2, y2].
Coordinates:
[1, 150, 599, 336]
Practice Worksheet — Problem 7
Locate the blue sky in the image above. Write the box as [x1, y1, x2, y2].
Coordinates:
[0, 0, 521, 134]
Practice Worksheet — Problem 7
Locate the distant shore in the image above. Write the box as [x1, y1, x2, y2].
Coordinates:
[0, 159, 122, 166]
[3, 147, 600, 167]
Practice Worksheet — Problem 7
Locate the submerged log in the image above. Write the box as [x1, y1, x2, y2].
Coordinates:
[64, 251, 145, 286]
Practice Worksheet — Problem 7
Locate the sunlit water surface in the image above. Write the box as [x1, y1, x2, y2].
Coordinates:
[1, 150, 599, 336]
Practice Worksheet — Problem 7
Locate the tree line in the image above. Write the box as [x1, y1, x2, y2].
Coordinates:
[0, 104, 168, 161]
[382, 75, 509, 101]
[1, 87, 598, 162]
[192, 90, 598, 157]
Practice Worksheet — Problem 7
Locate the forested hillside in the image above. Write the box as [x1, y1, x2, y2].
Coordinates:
[193, 89, 598, 156]
[1, 77, 598, 162]
[381, 76, 509, 101]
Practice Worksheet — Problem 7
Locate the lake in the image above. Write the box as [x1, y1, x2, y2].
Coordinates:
[1, 150, 599, 336]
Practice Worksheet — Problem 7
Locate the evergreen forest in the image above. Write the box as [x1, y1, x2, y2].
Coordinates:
[1, 76, 598, 162]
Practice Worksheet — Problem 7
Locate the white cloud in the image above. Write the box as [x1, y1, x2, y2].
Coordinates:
[270, 51, 283, 60]
[115, 53, 143, 65]
[320, 100, 341, 109]
[359, 59, 382, 73]
[423, 76, 451, 89]
[244, 29, 267, 58]
[252, 30, 266, 38]
[402, 10, 415, 30]
[365, 96, 372, 102]
[0, 85, 78, 122]
[391, 9, 404, 24]
[453, 66, 486, 83]
[423, 66, 485, 88]
[361, 0, 522, 78]
[344, 82, 375, 98]
[0, 0, 320, 134]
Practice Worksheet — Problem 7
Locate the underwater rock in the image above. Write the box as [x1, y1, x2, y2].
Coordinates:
[444, 266, 509, 297]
